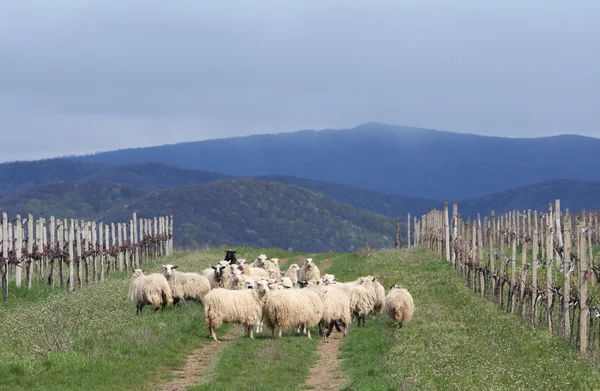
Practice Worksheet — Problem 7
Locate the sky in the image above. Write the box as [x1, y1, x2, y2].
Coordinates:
[1, 0, 598, 162]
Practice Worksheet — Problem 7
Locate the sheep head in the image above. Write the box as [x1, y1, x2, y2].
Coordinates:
[163, 264, 178, 277]
[255, 279, 270, 295]
[132, 269, 145, 278]
[303, 258, 314, 268]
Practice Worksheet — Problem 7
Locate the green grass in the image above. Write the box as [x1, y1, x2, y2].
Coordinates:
[0, 247, 297, 391]
[325, 248, 600, 391]
[190, 335, 319, 391]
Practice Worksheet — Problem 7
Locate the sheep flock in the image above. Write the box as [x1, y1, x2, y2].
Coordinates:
[128, 249, 414, 342]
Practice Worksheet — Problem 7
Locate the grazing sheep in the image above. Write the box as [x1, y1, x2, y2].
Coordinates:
[299, 258, 320, 282]
[322, 273, 337, 285]
[320, 284, 351, 337]
[203, 280, 270, 342]
[385, 284, 414, 328]
[263, 280, 326, 339]
[162, 264, 211, 305]
[284, 264, 301, 286]
[128, 269, 173, 314]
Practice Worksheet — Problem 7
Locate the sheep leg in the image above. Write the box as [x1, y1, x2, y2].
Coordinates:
[247, 325, 254, 339]
[362, 314, 366, 327]
[210, 326, 220, 343]
[173, 296, 181, 307]
[398, 321, 404, 328]
[278, 327, 283, 338]
[333, 320, 342, 332]
[326, 321, 335, 337]
[154, 305, 160, 313]
[271, 327, 275, 339]
[307, 328, 311, 339]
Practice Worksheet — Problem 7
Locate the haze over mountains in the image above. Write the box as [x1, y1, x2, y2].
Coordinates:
[2, 122, 599, 251]
[69, 122, 600, 200]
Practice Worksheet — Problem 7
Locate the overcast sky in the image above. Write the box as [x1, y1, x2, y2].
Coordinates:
[1, 0, 598, 162]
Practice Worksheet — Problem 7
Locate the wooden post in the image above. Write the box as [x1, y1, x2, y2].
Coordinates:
[546, 204, 553, 333]
[169, 216, 174, 256]
[26, 214, 33, 289]
[132, 212, 138, 268]
[68, 219, 74, 291]
[76, 220, 82, 288]
[110, 222, 116, 273]
[443, 203, 450, 261]
[48, 216, 55, 287]
[578, 222, 588, 355]
[519, 231, 527, 317]
[58, 219, 64, 287]
[2, 212, 8, 301]
[563, 209, 571, 339]
[118, 223, 124, 271]
[532, 212, 539, 325]
[92, 221, 97, 282]
[99, 222, 104, 282]
[406, 213, 411, 248]
[509, 226, 517, 314]
[15, 215, 23, 287]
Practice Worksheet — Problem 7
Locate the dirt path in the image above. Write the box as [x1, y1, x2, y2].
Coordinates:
[157, 326, 242, 391]
[302, 333, 348, 391]
[300, 256, 348, 391]
[319, 257, 334, 270]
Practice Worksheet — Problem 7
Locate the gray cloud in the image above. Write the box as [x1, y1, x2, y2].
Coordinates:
[1, 0, 599, 162]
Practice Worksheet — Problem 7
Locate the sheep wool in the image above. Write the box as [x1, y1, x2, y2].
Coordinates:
[263, 281, 326, 339]
[385, 284, 414, 328]
[203, 280, 270, 342]
[321, 285, 351, 337]
[128, 269, 173, 314]
[284, 264, 300, 286]
[299, 258, 320, 282]
[163, 264, 211, 305]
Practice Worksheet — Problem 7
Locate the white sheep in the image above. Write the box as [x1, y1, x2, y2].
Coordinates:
[284, 264, 301, 286]
[201, 263, 234, 289]
[263, 280, 326, 339]
[203, 279, 270, 342]
[320, 284, 351, 337]
[348, 277, 378, 327]
[298, 258, 320, 282]
[281, 276, 294, 289]
[163, 264, 211, 305]
[385, 284, 414, 328]
[128, 269, 173, 314]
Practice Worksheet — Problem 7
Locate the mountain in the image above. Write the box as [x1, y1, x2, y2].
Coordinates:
[253, 174, 440, 218]
[96, 179, 397, 253]
[68, 122, 600, 200]
[0, 158, 232, 198]
[0, 181, 147, 219]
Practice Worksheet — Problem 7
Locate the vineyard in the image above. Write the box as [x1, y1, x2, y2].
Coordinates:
[413, 200, 600, 358]
[0, 212, 173, 300]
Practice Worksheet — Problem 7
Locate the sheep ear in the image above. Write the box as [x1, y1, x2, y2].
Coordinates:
[372, 277, 377, 282]
[211, 266, 217, 269]
[172, 265, 178, 269]
[162, 265, 166, 268]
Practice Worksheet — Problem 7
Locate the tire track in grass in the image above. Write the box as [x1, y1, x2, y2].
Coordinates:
[156, 326, 243, 391]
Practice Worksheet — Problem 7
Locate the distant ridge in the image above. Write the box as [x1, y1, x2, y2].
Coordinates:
[67, 122, 600, 199]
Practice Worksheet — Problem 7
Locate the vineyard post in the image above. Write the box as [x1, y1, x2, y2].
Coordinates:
[444, 202, 450, 261]
[532, 212, 539, 324]
[563, 209, 571, 338]
[99, 222, 104, 282]
[49, 216, 55, 287]
[2, 212, 8, 301]
[26, 214, 33, 289]
[117, 222, 123, 272]
[59, 219, 65, 287]
[578, 221, 588, 355]
[546, 204, 554, 333]
[15, 215, 22, 287]
[555, 200, 563, 272]
[92, 221, 97, 282]
[68, 219, 74, 291]
[407, 213, 411, 248]
[76, 220, 83, 288]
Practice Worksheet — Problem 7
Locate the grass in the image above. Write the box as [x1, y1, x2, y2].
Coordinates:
[325, 248, 600, 390]
[0, 247, 302, 391]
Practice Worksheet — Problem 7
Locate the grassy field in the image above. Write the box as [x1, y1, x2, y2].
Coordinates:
[1, 246, 600, 390]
